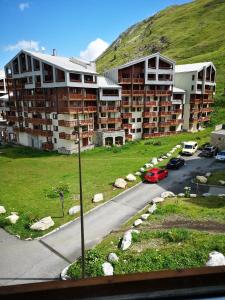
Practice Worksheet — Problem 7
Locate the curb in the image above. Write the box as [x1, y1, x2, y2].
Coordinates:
[191, 179, 225, 188]
[60, 264, 72, 281]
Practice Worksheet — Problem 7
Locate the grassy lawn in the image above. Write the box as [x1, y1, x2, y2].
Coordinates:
[207, 170, 225, 186]
[68, 195, 225, 279]
[0, 129, 211, 239]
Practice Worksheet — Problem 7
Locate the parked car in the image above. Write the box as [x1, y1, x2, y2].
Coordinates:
[200, 145, 218, 157]
[182, 141, 198, 156]
[166, 157, 185, 169]
[215, 150, 225, 162]
[144, 168, 168, 183]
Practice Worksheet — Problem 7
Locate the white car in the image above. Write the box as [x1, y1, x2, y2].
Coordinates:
[182, 141, 198, 156]
[215, 150, 225, 161]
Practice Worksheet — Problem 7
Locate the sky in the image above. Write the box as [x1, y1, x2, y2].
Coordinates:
[0, 0, 190, 69]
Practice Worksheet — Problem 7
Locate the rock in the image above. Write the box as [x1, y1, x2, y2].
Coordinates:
[11, 211, 18, 215]
[120, 230, 132, 250]
[140, 167, 145, 173]
[196, 176, 207, 184]
[176, 145, 181, 149]
[0, 206, 6, 214]
[108, 253, 119, 263]
[61, 265, 71, 280]
[170, 149, 175, 153]
[190, 194, 197, 198]
[202, 193, 212, 197]
[151, 197, 164, 203]
[141, 213, 150, 220]
[152, 157, 158, 165]
[178, 193, 185, 197]
[162, 156, 167, 159]
[93, 193, 104, 203]
[30, 216, 54, 231]
[134, 219, 143, 227]
[130, 229, 140, 234]
[135, 171, 141, 176]
[144, 163, 151, 168]
[126, 174, 136, 182]
[6, 214, 19, 224]
[218, 194, 225, 197]
[206, 251, 225, 267]
[205, 172, 211, 177]
[148, 203, 157, 213]
[167, 153, 172, 157]
[158, 158, 163, 162]
[219, 180, 225, 185]
[68, 205, 80, 215]
[102, 262, 113, 276]
[161, 191, 175, 198]
[114, 178, 127, 189]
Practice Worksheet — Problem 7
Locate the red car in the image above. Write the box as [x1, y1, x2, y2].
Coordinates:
[144, 168, 168, 183]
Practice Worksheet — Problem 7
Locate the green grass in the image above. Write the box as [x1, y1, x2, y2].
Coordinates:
[0, 129, 211, 239]
[207, 170, 225, 186]
[68, 195, 225, 279]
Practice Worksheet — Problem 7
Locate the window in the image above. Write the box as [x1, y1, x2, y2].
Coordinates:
[12, 58, 19, 74]
[70, 73, 81, 82]
[137, 128, 142, 133]
[191, 85, 194, 91]
[101, 124, 106, 128]
[137, 118, 141, 122]
[131, 129, 135, 133]
[53, 125, 58, 131]
[153, 107, 158, 111]
[101, 113, 106, 117]
[132, 108, 136, 112]
[53, 114, 58, 119]
[33, 59, 40, 71]
[54, 138, 57, 144]
[27, 55, 32, 72]
[131, 118, 135, 123]
[84, 74, 94, 83]
[55, 68, 65, 82]
[192, 75, 195, 81]
[137, 107, 141, 112]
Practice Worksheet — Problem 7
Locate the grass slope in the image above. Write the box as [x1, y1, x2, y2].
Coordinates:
[97, 0, 225, 98]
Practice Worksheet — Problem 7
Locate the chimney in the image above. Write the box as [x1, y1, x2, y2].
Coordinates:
[52, 49, 57, 56]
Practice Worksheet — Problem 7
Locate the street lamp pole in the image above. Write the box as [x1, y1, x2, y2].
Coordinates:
[76, 115, 85, 278]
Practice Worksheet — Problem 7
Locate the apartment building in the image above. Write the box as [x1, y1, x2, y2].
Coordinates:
[0, 70, 10, 142]
[4, 50, 124, 153]
[175, 62, 216, 131]
[104, 53, 184, 141]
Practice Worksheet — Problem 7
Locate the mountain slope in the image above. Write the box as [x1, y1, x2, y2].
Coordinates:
[96, 0, 225, 95]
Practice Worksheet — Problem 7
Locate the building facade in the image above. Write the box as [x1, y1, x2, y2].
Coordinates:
[0, 70, 10, 142]
[174, 62, 216, 131]
[4, 51, 216, 153]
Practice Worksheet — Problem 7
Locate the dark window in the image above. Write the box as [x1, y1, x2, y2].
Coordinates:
[12, 58, 19, 74]
[70, 73, 81, 82]
[137, 118, 141, 122]
[55, 68, 65, 82]
[33, 59, 40, 71]
[131, 118, 135, 122]
[53, 114, 58, 119]
[54, 138, 57, 143]
[192, 75, 195, 81]
[43, 63, 53, 82]
[27, 55, 32, 72]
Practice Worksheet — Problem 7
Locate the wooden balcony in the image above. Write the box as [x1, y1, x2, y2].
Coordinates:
[100, 106, 120, 113]
[125, 134, 132, 141]
[145, 101, 157, 107]
[28, 107, 53, 113]
[83, 106, 97, 113]
[59, 131, 93, 140]
[159, 119, 183, 127]
[121, 113, 132, 118]
[13, 126, 25, 133]
[158, 101, 172, 107]
[204, 89, 214, 95]
[158, 111, 172, 116]
[122, 90, 131, 96]
[142, 111, 157, 117]
[190, 108, 200, 113]
[146, 90, 155, 96]
[155, 90, 172, 96]
[42, 142, 54, 151]
[131, 102, 144, 107]
[83, 94, 97, 100]
[133, 78, 145, 84]
[143, 122, 157, 128]
[119, 78, 131, 84]
[7, 116, 23, 122]
[203, 99, 214, 104]
[25, 94, 46, 101]
[26, 118, 52, 125]
[69, 93, 83, 100]
[99, 118, 121, 124]
[190, 99, 202, 104]
[202, 108, 213, 113]
[173, 109, 182, 114]
[121, 101, 130, 107]
[60, 106, 97, 114]
[122, 123, 132, 129]
[133, 90, 145, 96]
[25, 128, 53, 137]
[59, 119, 93, 127]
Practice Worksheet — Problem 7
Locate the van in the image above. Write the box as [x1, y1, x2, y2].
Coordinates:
[182, 141, 198, 156]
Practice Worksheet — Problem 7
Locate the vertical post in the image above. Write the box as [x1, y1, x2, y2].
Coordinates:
[77, 114, 85, 278]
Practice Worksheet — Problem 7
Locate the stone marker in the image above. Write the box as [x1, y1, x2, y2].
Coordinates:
[126, 174, 136, 182]
[161, 191, 175, 198]
[68, 205, 80, 215]
[141, 213, 150, 220]
[0, 206, 6, 214]
[151, 197, 164, 203]
[102, 262, 114, 276]
[6, 214, 19, 224]
[134, 219, 143, 227]
[196, 175, 207, 184]
[206, 251, 225, 267]
[108, 253, 119, 263]
[30, 216, 54, 231]
[114, 178, 127, 189]
[93, 193, 104, 203]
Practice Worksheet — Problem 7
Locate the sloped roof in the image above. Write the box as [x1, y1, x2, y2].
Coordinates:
[175, 62, 214, 73]
[173, 86, 185, 93]
[98, 76, 121, 88]
[6, 50, 97, 74]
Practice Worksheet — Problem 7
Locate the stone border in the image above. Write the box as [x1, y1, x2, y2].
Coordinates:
[191, 179, 225, 188]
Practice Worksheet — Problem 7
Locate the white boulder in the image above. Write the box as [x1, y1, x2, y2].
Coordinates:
[167, 153, 172, 157]
[141, 213, 150, 220]
[126, 174, 136, 182]
[134, 219, 143, 227]
[102, 262, 114, 276]
[140, 168, 145, 173]
[218, 194, 225, 198]
[144, 163, 151, 168]
[120, 230, 132, 250]
[202, 193, 211, 197]
[190, 194, 197, 198]
[129, 229, 140, 234]
[152, 157, 158, 165]
[176, 145, 181, 149]
[161, 191, 175, 199]
[219, 180, 225, 185]
[162, 156, 167, 159]
[108, 253, 119, 263]
[93, 193, 104, 203]
[135, 171, 141, 176]
[205, 172, 211, 177]
[6, 214, 19, 224]
[68, 205, 80, 215]
[30, 216, 54, 231]
[114, 178, 127, 189]
[196, 176, 207, 184]
[158, 158, 163, 162]
[206, 251, 225, 267]
[0, 206, 6, 214]
[152, 197, 164, 203]
[148, 203, 157, 214]
[178, 193, 185, 197]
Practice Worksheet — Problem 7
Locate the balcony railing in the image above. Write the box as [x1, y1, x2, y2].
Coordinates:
[158, 101, 172, 107]
[143, 122, 157, 128]
[142, 111, 157, 117]
[202, 108, 213, 113]
[122, 123, 132, 129]
[122, 90, 131, 96]
[205, 89, 214, 94]
[190, 99, 202, 104]
[121, 101, 130, 107]
[7, 116, 23, 122]
[59, 131, 94, 140]
[125, 134, 133, 141]
[121, 113, 132, 118]
[28, 106, 53, 113]
[133, 90, 145, 95]
[145, 101, 157, 107]
[99, 118, 121, 124]
[25, 128, 53, 137]
[203, 99, 214, 104]
[158, 111, 172, 116]
[100, 106, 120, 113]
[131, 102, 144, 107]
[26, 118, 52, 125]
[58, 119, 93, 127]
[83, 94, 97, 100]
[42, 142, 54, 151]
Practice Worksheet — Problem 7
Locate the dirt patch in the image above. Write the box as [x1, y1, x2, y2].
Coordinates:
[131, 238, 164, 253]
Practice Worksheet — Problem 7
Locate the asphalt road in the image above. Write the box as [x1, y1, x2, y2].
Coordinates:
[0, 153, 224, 286]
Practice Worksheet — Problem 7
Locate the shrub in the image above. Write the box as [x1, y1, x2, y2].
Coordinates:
[44, 182, 70, 199]
[158, 229, 191, 243]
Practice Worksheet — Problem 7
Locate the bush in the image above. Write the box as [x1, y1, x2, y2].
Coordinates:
[44, 182, 70, 199]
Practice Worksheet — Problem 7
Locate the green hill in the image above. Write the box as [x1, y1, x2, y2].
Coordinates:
[96, 0, 225, 99]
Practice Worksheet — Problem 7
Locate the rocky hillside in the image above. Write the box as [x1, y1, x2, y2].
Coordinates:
[96, 0, 225, 95]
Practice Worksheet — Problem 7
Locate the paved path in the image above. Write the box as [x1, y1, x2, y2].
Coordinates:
[0, 153, 224, 286]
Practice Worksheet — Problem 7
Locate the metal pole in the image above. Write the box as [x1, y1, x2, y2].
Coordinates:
[77, 115, 85, 278]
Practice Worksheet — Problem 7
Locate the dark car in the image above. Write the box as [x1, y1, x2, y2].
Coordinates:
[200, 145, 218, 157]
[166, 157, 185, 169]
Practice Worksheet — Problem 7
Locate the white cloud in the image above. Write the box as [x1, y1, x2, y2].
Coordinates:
[80, 38, 109, 61]
[19, 2, 29, 11]
[4, 40, 40, 51]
